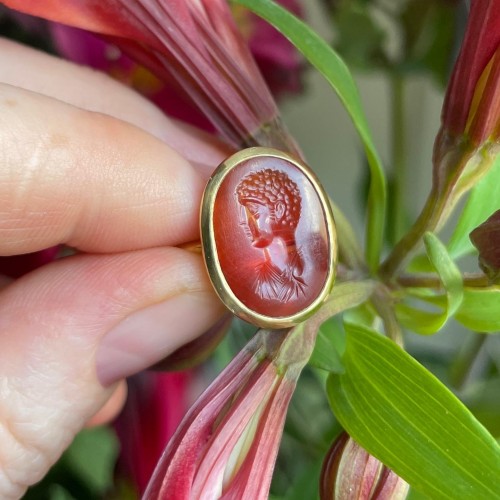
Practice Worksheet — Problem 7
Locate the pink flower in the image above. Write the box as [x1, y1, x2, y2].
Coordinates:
[2, 0, 299, 153]
[113, 371, 192, 495]
[143, 326, 315, 499]
[320, 433, 409, 500]
[49, 2, 304, 108]
[233, 1, 304, 97]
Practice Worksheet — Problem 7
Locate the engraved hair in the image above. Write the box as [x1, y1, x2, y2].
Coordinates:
[236, 169, 301, 229]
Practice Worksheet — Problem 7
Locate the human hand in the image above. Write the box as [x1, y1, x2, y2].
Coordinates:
[0, 38, 227, 499]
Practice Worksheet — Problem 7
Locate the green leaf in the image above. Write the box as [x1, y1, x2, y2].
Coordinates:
[401, 1, 457, 87]
[299, 281, 376, 370]
[231, 0, 387, 271]
[309, 318, 345, 373]
[330, 199, 364, 269]
[448, 154, 500, 259]
[333, 2, 386, 70]
[396, 233, 463, 334]
[48, 485, 76, 500]
[455, 286, 500, 332]
[327, 322, 500, 498]
[395, 301, 446, 335]
[283, 458, 322, 500]
[424, 232, 463, 315]
[65, 427, 119, 494]
[463, 376, 500, 438]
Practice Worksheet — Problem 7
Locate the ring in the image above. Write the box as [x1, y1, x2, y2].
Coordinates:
[200, 147, 337, 329]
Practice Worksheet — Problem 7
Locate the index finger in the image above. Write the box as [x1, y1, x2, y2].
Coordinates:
[0, 83, 211, 255]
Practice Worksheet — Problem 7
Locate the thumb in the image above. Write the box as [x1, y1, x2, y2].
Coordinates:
[0, 247, 224, 499]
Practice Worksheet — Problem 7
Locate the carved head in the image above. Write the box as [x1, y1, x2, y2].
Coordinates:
[236, 169, 301, 248]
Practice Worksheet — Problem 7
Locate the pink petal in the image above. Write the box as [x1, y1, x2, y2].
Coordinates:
[3, 0, 295, 150]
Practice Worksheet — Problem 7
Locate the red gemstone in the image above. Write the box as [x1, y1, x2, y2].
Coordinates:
[211, 153, 331, 319]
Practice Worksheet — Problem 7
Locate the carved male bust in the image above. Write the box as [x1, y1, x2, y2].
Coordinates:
[235, 169, 306, 302]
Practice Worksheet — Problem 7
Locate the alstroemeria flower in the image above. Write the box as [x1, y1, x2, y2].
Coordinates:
[438, 0, 500, 147]
[379, 0, 500, 278]
[2, 0, 300, 153]
[143, 325, 316, 499]
[320, 432, 409, 500]
[433, 0, 500, 193]
[48, 1, 304, 118]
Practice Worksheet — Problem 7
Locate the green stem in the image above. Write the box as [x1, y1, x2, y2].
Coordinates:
[450, 333, 488, 389]
[379, 186, 443, 280]
[380, 140, 477, 281]
[389, 75, 407, 245]
[397, 272, 490, 289]
[371, 285, 404, 347]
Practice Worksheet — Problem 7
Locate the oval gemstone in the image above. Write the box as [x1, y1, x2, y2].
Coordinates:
[205, 149, 334, 323]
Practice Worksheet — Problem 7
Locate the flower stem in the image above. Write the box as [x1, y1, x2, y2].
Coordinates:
[371, 285, 404, 347]
[398, 272, 489, 289]
[379, 186, 442, 280]
[388, 74, 407, 245]
[450, 333, 488, 389]
[380, 136, 485, 281]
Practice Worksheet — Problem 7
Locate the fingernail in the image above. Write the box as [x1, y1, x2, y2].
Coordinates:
[96, 294, 218, 386]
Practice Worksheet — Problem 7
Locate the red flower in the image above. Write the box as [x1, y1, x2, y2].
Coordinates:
[2, 0, 299, 152]
[431, 0, 500, 228]
[435, 0, 500, 161]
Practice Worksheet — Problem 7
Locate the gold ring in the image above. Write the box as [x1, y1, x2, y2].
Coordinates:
[200, 147, 337, 329]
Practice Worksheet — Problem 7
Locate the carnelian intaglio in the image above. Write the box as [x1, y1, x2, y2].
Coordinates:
[201, 148, 335, 327]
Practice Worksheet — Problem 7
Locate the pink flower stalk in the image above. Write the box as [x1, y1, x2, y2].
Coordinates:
[143, 326, 315, 499]
[114, 371, 192, 495]
[435, 0, 500, 162]
[320, 433, 409, 500]
[2, 0, 299, 153]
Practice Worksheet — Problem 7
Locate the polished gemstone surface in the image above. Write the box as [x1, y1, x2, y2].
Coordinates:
[212, 155, 330, 318]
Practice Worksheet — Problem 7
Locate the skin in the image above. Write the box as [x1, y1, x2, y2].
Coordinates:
[0, 37, 229, 498]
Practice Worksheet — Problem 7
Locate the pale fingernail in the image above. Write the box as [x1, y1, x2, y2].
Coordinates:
[96, 293, 218, 386]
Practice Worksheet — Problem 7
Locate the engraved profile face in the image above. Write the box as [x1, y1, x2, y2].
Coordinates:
[235, 169, 305, 302]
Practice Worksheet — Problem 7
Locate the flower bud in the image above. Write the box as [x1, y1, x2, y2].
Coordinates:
[143, 325, 317, 499]
[320, 433, 409, 500]
[470, 209, 500, 281]
[432, 0, 500, 208]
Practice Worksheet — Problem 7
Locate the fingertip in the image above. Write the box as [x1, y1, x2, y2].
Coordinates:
[96, 290, 225, 386]
[86, 380, 128, 427]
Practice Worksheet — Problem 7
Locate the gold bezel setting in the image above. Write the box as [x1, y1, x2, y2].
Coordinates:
[200, 147, 337, 329]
